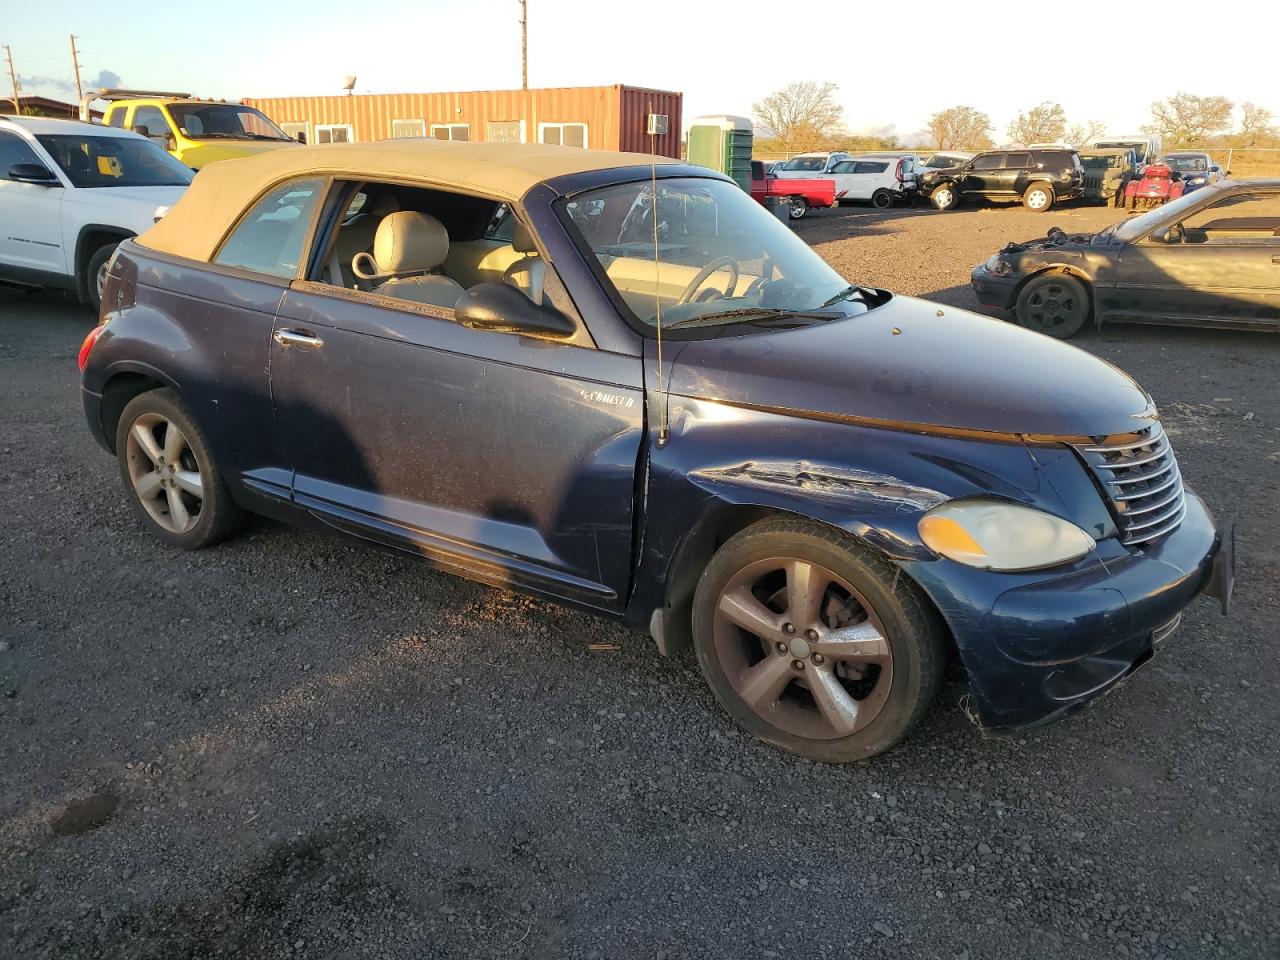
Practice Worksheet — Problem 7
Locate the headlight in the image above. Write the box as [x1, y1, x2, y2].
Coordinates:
[1187, 176, 1205, 185]
[918, 499, 1095, 571]
[983, 256, 1012, 277]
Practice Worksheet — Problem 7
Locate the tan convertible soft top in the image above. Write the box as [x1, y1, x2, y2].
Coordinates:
[140, 138, 676, 263]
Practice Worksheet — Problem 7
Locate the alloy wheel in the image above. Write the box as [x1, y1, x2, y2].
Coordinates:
[712, 557, 894, 740]
[1024, 280, 1084, 333]
[124, 413, 204, 534]
[95, 260, 109, 302]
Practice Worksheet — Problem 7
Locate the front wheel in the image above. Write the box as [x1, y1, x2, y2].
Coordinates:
[871, 189, 894, 209]
[1015, 272, 1090, 338]
[692, 518, 945, 763]
[115, 389, 244, 549]
[930, 184, 958, 211]
[787, 197, 808, 220]
[1022, 182, 1055, 212]
[85, 242, 118, 315]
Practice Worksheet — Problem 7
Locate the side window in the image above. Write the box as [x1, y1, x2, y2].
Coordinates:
[854, 161, 889, 174]
[829, 161, 856, 174]
[214, 177, 326, 278]
[430, 124, 469, 141]
[539, 123, 587, 148]
[971, 154, 1002, 171]
[391, 119, 425, 138]
[1181, 193, 1280, 243]
[1002, 152, 1031, 168]
[105, 107, 126, 128]
[315, 124, 353, 144]
[484, 203, 516, 242]
[131, 106, 171, 143]
[0, 131, 44, 180]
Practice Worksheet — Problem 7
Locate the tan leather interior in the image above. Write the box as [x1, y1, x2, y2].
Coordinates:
[444, 240, 525, 288]
[332, 195, 399, 286]
[599, 256, 761, 314]
[355, 211, 464, 310]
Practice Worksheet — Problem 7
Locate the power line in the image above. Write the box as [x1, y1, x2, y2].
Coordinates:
[519, 0, 527, 90]
[4, 46, 20, 115]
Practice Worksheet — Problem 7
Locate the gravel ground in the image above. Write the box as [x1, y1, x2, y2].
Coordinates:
[1, 200, 1278, 959]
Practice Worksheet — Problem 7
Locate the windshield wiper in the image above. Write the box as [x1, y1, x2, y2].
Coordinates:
[244, 133, 291, 141]
[664, 307, 840, 330]
[818, 283, 877, 308]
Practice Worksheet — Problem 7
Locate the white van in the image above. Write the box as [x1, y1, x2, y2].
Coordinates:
[827, 153, 920, 208]
[771, 152, 852, 178]
[1091, 136, 1162, 168]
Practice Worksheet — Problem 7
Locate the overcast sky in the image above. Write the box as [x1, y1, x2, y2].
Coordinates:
[6, 0, 1274, 141]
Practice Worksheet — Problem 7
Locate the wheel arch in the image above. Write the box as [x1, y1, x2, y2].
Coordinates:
[74, 225, 135, 303]
[99, 368, 173, 454]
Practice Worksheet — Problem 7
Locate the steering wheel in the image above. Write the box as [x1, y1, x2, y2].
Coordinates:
[743, 258, 779, 299]
[678, 256, 740, 305]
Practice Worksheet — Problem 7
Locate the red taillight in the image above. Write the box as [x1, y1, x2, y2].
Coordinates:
[78, 324, 105, 372]
[896, 159, 906, 183]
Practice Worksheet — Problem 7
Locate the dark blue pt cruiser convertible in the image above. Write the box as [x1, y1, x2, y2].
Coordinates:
[78, 140, 1233, 761]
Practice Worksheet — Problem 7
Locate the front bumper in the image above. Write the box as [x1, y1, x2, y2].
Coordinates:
[970, 264, 1020, 312]
[905, 491, 1232, 730]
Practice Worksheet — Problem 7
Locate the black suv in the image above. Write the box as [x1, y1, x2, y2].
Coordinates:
[921, 149, 1084, 212]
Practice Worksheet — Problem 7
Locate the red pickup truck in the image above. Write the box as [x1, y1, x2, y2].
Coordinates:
[750, 160, 836, 220]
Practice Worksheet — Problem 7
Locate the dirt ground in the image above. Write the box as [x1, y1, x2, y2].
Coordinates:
[1, 198, 1278, 959]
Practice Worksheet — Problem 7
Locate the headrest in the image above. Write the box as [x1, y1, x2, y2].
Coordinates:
[372, 211, 449, 274]
[512, 219, 538, 254]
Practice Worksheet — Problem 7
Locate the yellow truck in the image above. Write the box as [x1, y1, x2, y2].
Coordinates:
[82, 89, 299, 170]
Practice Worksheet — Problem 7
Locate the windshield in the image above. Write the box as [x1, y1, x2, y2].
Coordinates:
[775, 156, 827, 172]
[167, 103, 291, 141]
[562, 176, 864, 330]
[36, 134, 193, 188]
[922, 153, 966, 168]
[1112, 186, 1217, 241]
[1163, 156, 1209, 173]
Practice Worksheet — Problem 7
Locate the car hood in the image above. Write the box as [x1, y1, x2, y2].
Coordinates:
[76, 185, 189, 207]
[664, 295, 1153, 439]
[183, 139, 297, 169]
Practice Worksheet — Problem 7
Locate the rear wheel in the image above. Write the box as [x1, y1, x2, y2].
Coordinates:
[871, 189, 894, 209]
[115, 389, 244, 549]
[930, 184, 958, 210]
[788, 197, 808, 220]
[1015, 272, 1090, 338]
[85, 242, 118, 315]
[692, 518, 945, 762]
[1022, 182, 1055, 212]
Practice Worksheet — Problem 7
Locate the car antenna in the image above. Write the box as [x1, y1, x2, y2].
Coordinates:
[650, 100, 670, 448]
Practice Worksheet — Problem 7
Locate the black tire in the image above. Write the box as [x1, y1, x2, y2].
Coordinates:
[85, 242, 118, 315]
[929, 183, 958, 211]
[1015, 272, 1090, 339]
[787, 197, 808, 220]
[692, 518, 946, 763]
[871, 189, 894, 209]
[115, 388, 244, 549]
[1022, 182, 1055, 212]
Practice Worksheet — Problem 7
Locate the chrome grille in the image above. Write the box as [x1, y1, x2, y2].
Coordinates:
[1075, 422, 1186, 546]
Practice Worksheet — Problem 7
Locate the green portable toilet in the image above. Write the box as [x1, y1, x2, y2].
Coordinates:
[687, 115, 753, 192]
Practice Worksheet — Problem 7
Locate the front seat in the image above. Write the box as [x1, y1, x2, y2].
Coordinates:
[351, 211, 465, 310]
[502, 220, 546, 305]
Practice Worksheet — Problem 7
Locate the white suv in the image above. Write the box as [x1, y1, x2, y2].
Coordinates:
[828, 152, 921, 208]
[770, 152, 853, 178]
[0, 116, 192, 312]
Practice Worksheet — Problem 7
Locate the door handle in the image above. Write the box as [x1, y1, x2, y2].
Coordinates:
[273, 328, 325, 349]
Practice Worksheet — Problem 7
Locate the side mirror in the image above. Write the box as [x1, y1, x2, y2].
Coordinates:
[164, 133, 176, 151]
[133, 124, 151, 138]
[454, 282, 575, 339]
[1150, 225, 1183, 244]
[295, 132, 307, 144]
[8, 162, 58, 185]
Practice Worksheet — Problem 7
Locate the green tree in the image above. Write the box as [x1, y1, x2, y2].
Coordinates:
[1236, 102, 1278, 147]
[926, 106, 993, 150]
[1007, 102, 1067, 145]
[752, 82, 844, 153]
[1143, 93, 1234, 146]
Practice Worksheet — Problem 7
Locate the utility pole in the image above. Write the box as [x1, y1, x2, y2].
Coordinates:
[519, 0, 527, 90]
[4, 45, 20, 116]
[69, 34, 83, 104]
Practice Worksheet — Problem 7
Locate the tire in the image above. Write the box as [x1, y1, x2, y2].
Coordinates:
[929, 183, 958, 211]
[691, 518, 945, 763]
[1014, 272, 1090, 339]
[871, 189, 894, 209]
[787, 197, 808, 220]
[1022, 182, 1055, 212]
[85, 242, 118, 315]
[115, 388, 244, 549]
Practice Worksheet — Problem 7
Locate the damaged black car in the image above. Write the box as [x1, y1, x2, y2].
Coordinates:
[972, 179, 1280, 337]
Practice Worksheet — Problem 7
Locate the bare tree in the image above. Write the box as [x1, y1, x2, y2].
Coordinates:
[926, 105, 993, 150]
[1064, 119, 1107, 148]
[1143, 93, 1234, 146]
[1237, 101, 1278, 147]
[752, 82, 844, 153]
[1007, 102, 1067, 145]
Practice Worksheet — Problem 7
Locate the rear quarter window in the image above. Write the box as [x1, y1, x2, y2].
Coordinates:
[213, 177, 327, 279]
